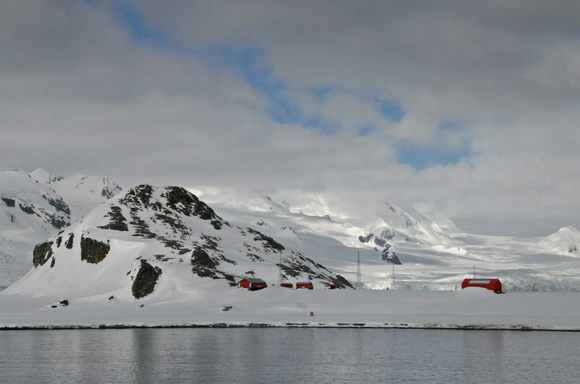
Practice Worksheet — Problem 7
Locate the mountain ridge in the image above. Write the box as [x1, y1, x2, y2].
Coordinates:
[7, 184, 351, 301]
[3, 169, 580, 293]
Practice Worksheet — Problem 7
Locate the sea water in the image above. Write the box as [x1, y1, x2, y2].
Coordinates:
[0, 328, 579, 383]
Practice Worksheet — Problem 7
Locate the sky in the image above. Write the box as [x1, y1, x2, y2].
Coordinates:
[1, 0, 580, 237]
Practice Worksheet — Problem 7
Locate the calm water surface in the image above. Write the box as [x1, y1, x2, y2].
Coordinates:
[0, 328, 579, 383]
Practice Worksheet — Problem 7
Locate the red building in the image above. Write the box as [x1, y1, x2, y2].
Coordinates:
[296, 282, 314, 290]
[461, 278, 502, 293]
[280, 283, 293, 288]
[238, 278, 268, 291]
[324, 283, 336, 290]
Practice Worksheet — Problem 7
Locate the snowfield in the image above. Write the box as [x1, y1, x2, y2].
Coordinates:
[2, 170, 580, 330]
[1, 286, 580, 331]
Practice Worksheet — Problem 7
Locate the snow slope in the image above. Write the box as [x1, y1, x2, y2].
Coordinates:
[2, 284, 580, 330]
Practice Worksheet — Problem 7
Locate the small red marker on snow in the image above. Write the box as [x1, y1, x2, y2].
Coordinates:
[310, 311, 314, 316]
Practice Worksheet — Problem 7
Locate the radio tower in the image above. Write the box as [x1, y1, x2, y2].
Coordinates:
[356, 251, 362, 290]
[277, 252, 283, 286]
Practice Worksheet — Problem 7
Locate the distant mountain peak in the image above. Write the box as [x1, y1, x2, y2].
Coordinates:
[539, 226, 580, 256]
[29, 168, 64, 184]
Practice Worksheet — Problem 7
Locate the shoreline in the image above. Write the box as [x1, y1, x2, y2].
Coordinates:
[1, 321, 579, 332]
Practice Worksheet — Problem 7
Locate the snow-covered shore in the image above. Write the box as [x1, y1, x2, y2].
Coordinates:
[1, 287, 579, 331]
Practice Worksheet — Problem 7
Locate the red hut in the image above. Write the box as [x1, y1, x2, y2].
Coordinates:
[296, 282, 313, 290]
[324, 283, 336, 290]
[238, 278, 268, 291]
[280, 283, 293, 288]
[461, 278, 502, 293]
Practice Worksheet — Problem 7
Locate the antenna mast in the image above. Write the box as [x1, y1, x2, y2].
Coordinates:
[277, 252, 282, 286]
[356, 251, 362, 290]
[392, 262, 395, 289]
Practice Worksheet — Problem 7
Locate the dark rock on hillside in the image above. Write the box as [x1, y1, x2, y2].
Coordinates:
[359, 233, 389, 248]
[247, 228, 285, 252]
[191, 247, 218, 269]
[327, 274, 354, 289]
[80, 236, 110, 264]
[119, 184, 155, 208]
[44, 212, 69, 230]
[98, 206, 129, 231]
[44, 196, 71, 215]
[189, 246, 237, 283]
[33, 241, 54, 267]
[65, 233, 74, 249]
[163, 186, 224, 230]
[119, 185, 226, 231]
[191, 247, 220, 278]
[132, 260, 162, 299]
[381, 249, 402, 265]
[1, 197, 15, 207]
[359, 234, 374, 243]
[19, 203, 36, 215]
[373, 238, 387, 247]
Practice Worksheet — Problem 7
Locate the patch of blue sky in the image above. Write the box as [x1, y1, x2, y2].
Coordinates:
[105, 0, 344, 135]
[110, 1, 177, 49]
[377, 98, 405, 124]
[197, 46, 345, 134]
[311, 85, 337, 103]
[358, 124, 376, 136]
[308, 118, 342, 135]
[396, 140, 471, 170]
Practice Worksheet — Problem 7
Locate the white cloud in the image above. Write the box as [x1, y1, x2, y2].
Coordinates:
[1, 0, 580, 236]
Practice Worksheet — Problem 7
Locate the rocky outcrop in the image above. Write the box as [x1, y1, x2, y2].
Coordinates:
[43, 195, 70, 215]
[65, 233, 74, 249]
[80, 236, 110, 264]
[191, 247, 219, 278]
[132, 260, 162, 299]
[119, 185, 226, 231]
[1, 197, 15, 207]
[98, 206, 129, 231]
[247, 228, 285, 252]
[33, 241, 54, 267]
[381, 248, 402, 265]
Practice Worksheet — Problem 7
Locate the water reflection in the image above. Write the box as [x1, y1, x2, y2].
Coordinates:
[462, 330, 504, 381]
[1, 328, 579, 383]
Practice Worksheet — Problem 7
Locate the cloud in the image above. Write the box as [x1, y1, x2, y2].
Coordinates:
[2, 0, 580, 237]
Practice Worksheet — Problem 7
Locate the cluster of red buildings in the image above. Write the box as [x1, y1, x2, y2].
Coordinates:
[237, 279, 336, 290]
[238, 278, 503, 292]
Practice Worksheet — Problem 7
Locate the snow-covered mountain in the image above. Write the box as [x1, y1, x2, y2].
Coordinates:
[201, 191, 580, 292]
[29, 168, 122, 220]
[3, 169, 580, 295]
[0, 169, 121, 289]
[538, 227, 580, 255]
[6, 185, 351, 300]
